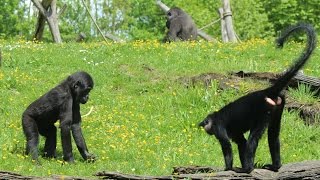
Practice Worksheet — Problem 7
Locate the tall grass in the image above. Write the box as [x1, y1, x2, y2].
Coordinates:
[0, 38, 319, 177]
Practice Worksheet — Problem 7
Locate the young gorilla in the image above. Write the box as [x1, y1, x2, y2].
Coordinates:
[22, 71, 96, 163]
[199, 23, 316, 173]
[163, 7, 198, 42]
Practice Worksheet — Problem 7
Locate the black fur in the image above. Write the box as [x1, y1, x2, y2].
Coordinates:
[163, 7, 197, 42]
[199, 23, 316, 173]
[22, 71, 96, 163]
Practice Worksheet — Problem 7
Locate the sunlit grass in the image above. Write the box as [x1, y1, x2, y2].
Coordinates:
[288, 84, 319, 104]
[0, 39, 319, 178]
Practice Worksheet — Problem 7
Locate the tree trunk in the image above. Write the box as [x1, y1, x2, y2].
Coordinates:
[218, 8, 228, 42]
[32, 0, 62, 43]
[46, 0, 62, 43]
[221, 0, 237, 42]
[33, 0, 51, 41]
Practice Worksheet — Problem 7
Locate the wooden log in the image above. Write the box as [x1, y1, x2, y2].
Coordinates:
[172, 165, 223, 174]
[0, 171, 92, 180]
[286, 97, 320, 125]
[231, 71, 320, 95]
[1, 161, 320, 179]
[178, 72, 320, 125]
[197, 30, 216, 42]
[95, 160, 320, 179]
[105, 33, 124, 43]
[0, 171, 34, 179]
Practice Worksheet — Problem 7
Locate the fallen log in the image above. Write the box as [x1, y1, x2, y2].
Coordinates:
[177, 72, 320, 125]
[0, 171, 34, 179]
[95, 160, 320, 179]
[286, 97, 320, 125]
[2, 161, 320, 179]
[231, 71, 320, 95]
[0, 171, 92, 180]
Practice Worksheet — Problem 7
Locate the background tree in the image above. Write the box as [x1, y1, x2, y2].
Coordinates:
[263, 0, 320, 35]
[0, 0, 318, 41]
[58, 0, 91, 41]
[0, 0, 26, 37]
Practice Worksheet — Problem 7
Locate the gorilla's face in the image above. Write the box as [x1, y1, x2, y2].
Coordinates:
[71, 72, 94, 104]
[79, 87, 91, 104]
[166, 8, 180, 20]
[74, 81, 92, 104]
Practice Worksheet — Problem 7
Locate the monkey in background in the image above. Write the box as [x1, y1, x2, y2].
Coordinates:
[163, 7, 197, 42]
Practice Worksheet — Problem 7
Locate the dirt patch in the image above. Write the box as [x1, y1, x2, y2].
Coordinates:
[177, 72, 242, 90]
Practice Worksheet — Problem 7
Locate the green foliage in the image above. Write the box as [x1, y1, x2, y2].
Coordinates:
[127, 1, 164, 40]
[0, 39, 320, 177]
[0, 0, 25, 37]
[288, 84, 319, 104]
[263, 0, 320, 35]
[59, 0, 91, 35]
[231, 0, 274, 39]
[1, 0, 319, 41]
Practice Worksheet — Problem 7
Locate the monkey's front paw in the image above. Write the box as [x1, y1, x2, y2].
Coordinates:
[262, 164, 281, 172]
[85, 153, 97, 163]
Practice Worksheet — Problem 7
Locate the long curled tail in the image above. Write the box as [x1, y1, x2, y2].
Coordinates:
[268, 23, 317, 98]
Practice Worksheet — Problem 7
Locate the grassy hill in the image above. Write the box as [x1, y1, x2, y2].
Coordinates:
[0, 39, 319, 178]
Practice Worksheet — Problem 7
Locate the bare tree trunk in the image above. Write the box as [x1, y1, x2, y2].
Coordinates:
[156, 0, 215, 42]
[32, 0, 62, 43]
[33, 0, 51, 41]
[221, 0, 237, 42]
[218, 8, 228, 42]
[46, 0, 62, 43]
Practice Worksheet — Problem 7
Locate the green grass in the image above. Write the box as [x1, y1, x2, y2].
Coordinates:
[0, 38, 320, 178]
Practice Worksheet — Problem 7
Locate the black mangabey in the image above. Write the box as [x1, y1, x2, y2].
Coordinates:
[22, 71, 96, 163]
[163, 7, 197, 42]
[199, 23, 316, 173]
